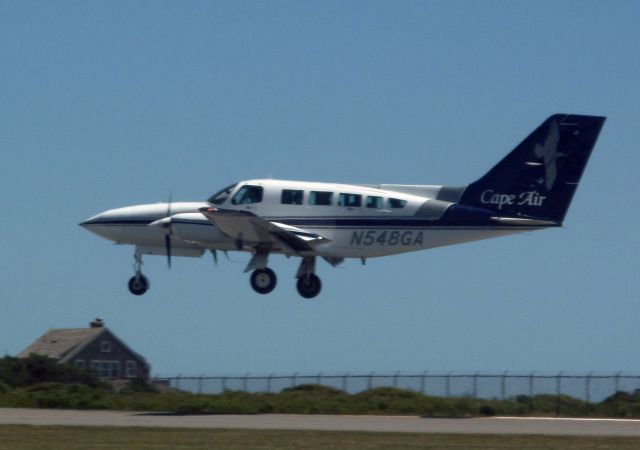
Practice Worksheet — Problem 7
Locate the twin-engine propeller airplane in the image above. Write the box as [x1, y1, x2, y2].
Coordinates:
[81, 114, 605, 299]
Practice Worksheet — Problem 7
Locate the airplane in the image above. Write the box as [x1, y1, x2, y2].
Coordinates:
[80, 114, 605, 299]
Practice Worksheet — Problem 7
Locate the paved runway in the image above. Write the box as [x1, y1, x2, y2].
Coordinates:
[3, 408, 640, 437]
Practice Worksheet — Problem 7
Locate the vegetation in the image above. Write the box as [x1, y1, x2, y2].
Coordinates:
[0, 354, 101, 388]
[3, 426, 640, 450]
[3, 356, 640, 418]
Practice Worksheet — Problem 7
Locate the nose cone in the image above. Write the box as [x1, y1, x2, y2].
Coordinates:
[81, 202, 209, 244]
[79, 209, 123, 241]
[79, 213, 104, 228]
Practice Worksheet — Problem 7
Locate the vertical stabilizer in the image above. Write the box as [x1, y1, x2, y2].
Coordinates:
[458, 114, 605, 223]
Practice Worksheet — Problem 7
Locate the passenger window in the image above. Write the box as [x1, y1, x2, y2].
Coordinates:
[388, 198, 407, 209]
[309, 191, 333, 206]
[231, 185, 264, 205]
[281, 189, 304, 205]
[366, 196, 384, 209]
[338, 193, 362, 207]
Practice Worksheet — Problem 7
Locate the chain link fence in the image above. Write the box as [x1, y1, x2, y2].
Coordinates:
[151, 372, 640, 403]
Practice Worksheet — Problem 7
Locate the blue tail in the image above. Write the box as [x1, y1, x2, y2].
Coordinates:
[458, 114, 606, 223]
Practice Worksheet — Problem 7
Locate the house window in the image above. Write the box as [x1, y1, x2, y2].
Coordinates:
[366, 196, 384, 209]
[101, 341, 112, 353]
[89, 360, 120, 378]
[338, 193, 362, 207]
[126, 360, 137, 378]
[281, 189, 304, 205]
[309, 191, 333, 206]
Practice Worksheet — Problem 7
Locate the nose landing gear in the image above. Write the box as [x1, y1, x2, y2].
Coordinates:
[128, 274, 149, 295]
[128, 252, 149, 295]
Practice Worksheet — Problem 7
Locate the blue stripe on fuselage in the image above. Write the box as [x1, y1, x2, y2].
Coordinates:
[81, 216, 555, 230]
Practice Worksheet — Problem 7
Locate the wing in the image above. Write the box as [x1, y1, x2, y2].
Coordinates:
[199, 207, 329, 253]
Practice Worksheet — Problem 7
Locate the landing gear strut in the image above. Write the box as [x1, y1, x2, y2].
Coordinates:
[128, 252, 149, 295]
[250, 268, 277, 294]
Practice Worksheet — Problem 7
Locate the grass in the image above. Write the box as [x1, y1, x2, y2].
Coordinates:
[2, 425, 640, 450]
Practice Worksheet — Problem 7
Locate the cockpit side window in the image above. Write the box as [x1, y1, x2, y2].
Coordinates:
[231, 185, 264, 205]
[207, 183, 238, 205]
[388, 198, 407, 209]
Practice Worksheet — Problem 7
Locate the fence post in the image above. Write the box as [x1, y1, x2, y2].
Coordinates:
[222, 376, 227, 392]
[243, 373, 249, 392]
[317, 372, 323, 386]
[267, 374, 273, 393]
[176, 374, 182, 391]
[198, 374, 203, 394]
[556, 371, 564, 416]
[472, 372, 479, 399]
[528, 371, 535, 412]
[420, 371, 427, 395]
[501, 371, 508, 400]
[342, 373, 348, 392]
[368, 372, 374, 390]
[292, 372, 298, 389]
[586, 371, 593, 406]
[445, 372, 451, 397]
[394, 371, 400, 389]
[615, 371, 621, 393]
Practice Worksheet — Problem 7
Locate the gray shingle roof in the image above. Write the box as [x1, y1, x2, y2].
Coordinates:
[18, 327, 106, 363]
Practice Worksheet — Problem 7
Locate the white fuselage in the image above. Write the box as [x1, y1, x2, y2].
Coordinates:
[81, 179, 537, 260]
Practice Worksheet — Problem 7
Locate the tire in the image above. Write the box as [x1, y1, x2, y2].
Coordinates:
[128, 275, 149, 295]
[296, 273, 322, 299]
[250, 268, 277, 294]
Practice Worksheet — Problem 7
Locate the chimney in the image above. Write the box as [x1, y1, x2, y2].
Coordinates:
[90, 318, 104, 328]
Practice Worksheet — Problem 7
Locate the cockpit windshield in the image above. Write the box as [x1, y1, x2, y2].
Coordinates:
[207, 183, 238, 205]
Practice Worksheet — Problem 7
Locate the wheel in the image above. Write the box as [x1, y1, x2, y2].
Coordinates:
[250, 268, 277, 294]
[296, 273, 322, 299]
[128, 275, 149, 295]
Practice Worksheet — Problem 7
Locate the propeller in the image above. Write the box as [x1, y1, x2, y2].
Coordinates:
[164, 195, 173, 269]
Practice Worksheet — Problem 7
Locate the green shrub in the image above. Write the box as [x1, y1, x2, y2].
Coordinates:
[357, 387, 420, 399]
[119, 378, 158, 394]
[281, 384, 345, 395]
[479, 404, 496, 416]
[0, 355, 101, 388]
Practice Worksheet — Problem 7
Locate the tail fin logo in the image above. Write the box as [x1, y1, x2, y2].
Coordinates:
[480, 189, 546, 210]
[533, 119, 564, 190]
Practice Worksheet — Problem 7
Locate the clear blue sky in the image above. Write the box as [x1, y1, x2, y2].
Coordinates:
[2, 1, 639, 377]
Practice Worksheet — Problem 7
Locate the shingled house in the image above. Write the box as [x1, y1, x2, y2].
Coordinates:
[19, 318, 150, 380]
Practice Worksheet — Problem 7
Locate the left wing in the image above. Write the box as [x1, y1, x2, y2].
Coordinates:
[199, 207, 329, 253]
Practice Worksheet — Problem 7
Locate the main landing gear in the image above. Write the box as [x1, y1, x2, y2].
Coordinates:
[296, 273, 321, 299]
[248, 266, 321, 298]
[250, 268, 277, 294]
[128, 252, 149, 295]
[246, 254, 322, 299]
